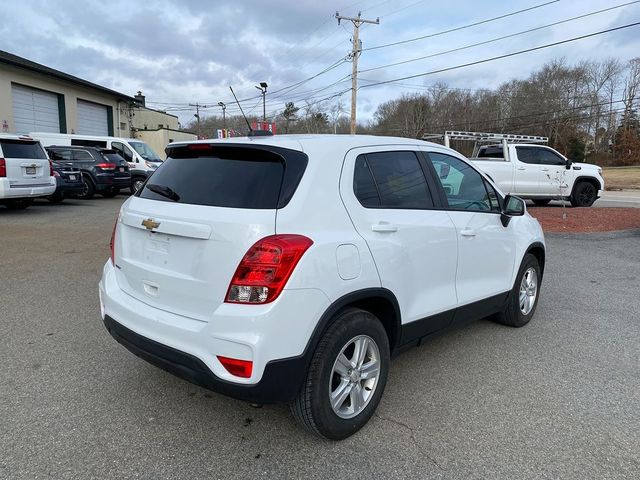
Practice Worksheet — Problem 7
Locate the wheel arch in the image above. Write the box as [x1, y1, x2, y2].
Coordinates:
[571, 176, 602, 197]
[525, 242, 546, 280]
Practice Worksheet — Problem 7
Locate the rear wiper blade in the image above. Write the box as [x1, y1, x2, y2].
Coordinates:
[147, 183, 180, 202]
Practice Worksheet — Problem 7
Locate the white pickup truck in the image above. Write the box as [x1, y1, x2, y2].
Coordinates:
[425, 131, 605, 207]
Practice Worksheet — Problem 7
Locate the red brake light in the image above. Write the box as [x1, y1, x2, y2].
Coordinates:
[225, 234, 313, 304]
[0, 158, 5, 178]
[49, 161, 55, 177]
[217, 356, 253, 378]
[110, 217, 118, 265]
[96, 163, 117, 170]
[188, 144, 213, 151]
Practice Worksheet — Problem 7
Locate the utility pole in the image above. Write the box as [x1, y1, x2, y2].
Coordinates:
[336, 11, 379, 135]
[189, 102, 208, 137]
[255, 82, 268, 123]
[218, 101, 227, 128]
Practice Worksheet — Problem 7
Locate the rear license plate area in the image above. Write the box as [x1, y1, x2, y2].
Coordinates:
[26, 167, 36, 175]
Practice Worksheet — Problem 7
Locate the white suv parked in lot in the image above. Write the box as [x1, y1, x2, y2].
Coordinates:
[99, 135, 545, 439]
[0, 134, 56, 209]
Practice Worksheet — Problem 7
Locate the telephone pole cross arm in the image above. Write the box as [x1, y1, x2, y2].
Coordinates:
[335, 11, 379, 135]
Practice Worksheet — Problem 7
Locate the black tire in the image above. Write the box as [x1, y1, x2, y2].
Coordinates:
[493, 253, 541, 328]
[570, 181, 597, 207]
[532, 199, 551, 206]
[101, 187, 119, 198]
[290, 308, 390, 440]
[77, 175, 95, 200]
[130, 177, 145, 194]
[4, 198, 32, 210]
[48, 190, 65, 203]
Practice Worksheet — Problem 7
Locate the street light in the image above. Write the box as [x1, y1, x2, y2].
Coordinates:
[218, 101, 226, 128]
[255, 82, 268, 123]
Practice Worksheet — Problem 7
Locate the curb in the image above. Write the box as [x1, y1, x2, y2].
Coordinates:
[545, 229, 640, 240]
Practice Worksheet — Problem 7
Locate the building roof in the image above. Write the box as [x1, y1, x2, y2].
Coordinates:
[0, 50, 137, 103]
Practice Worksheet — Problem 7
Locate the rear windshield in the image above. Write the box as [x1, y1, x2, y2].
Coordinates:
[1, 140, 47, 159]
[139, 145, 307, 209]
[477, 146, 504, 158]
[102, 153, 126, 164]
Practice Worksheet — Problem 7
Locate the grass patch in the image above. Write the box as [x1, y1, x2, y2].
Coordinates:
[603, 166, 640, 190]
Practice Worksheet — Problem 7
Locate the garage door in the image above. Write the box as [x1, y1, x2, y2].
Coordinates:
[12, 84, 60, 134]
[77, 100, 109, 135]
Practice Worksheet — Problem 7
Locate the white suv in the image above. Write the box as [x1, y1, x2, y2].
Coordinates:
[99, 135, 545, 439]
[0, 134, 56, 209]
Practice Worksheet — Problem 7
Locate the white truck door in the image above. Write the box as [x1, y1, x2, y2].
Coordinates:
[341, 147, 459, 333]
[536, 148, 572, 196]
[426, 150, 516, 305]
[512, 145, 544, 195]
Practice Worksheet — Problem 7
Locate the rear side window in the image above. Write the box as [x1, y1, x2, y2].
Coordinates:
[0, 140, 47, 159]
[477, 146, 504, 158]
[48, 149, 72, 161]
[353, 151, 433, 209]
[140, 145, 307, 209]
[73, 150, 94, 162]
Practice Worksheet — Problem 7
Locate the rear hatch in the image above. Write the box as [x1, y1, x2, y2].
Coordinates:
[113, 143, 307, 321]
[101, 150, 130, 179]
[0, 138, 50, 187]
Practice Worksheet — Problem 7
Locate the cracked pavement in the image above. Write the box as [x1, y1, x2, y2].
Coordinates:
[1, 197, 639, 479]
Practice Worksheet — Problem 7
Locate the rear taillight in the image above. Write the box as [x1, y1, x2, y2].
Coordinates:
[0, 158, 5, 177]
[225, 234, 313, 304]
[49, 161, 54, 177]
[96, 163, 116, 170]
[217, 356, 253, 378]
[110, 217, 118, 265]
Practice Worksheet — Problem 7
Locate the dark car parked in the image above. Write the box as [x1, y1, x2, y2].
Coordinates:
[48, 160, 84, 203]
[46, 146, 131, 199]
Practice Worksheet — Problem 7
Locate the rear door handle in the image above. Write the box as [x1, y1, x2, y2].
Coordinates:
[541, 167, 549, 171]
[371, 222, 397, 233]
[461, 228, 476, 237]
[517, 167, 526, 170]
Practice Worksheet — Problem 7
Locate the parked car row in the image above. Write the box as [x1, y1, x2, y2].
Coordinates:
[0, 133, 163, 209]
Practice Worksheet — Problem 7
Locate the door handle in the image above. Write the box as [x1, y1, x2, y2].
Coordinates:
[461, 228, 476, 237]
[541, 167, 549, 171]
[517, 167, 526, 170]
[371, 222, 397, 233]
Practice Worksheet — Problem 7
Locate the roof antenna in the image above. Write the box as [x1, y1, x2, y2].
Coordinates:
[229, 86, 273, 137]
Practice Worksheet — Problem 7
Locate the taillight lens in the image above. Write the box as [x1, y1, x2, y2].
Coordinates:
[96, 163, 116, 170]
[225, 234, 313, 304]
[0, 158, 5, 177]
[110, 217, 118, 265]
[217, 356, 253, 378]
[49, 161, 54, 177]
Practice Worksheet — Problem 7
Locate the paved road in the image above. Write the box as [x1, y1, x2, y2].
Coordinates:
[596, 190, 640, 208]
[1, 198, 639, 479]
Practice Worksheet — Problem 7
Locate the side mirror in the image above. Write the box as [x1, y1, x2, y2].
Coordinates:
[501, 194, 525, 227]
[565, 158, 572, 170]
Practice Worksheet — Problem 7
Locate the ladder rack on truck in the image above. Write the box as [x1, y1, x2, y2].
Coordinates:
[422, 130, 548, 160]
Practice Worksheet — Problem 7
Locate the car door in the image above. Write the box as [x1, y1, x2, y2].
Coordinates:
[536, 147, 572, 196]
[340, 147, 459, 336]
[513, 146, 543, 195]
[424, 149, 516, 308]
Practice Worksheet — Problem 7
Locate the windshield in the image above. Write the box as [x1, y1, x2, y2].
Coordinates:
[129, 141, 162, 162]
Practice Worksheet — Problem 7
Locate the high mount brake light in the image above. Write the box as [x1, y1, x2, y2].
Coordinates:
[187, 144, 213, 151]
[225, 234, 313, 304]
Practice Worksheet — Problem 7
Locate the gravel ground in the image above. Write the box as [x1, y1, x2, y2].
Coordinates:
[1, 197, 639, 479]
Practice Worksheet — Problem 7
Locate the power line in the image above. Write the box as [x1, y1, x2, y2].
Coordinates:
[358, 21, 640, 89]
[362, 0, 561, 51]
[359, 0, 640, 74]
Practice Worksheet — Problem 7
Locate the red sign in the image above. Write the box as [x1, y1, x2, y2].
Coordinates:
[251, 121, 277, 134]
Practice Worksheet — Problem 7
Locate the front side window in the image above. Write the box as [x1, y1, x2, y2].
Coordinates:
[515, 147, 540, 165]
[353, 152, 433, 209]
[428, 152, 495, 212]
[538, 149, 566, 166]
[112, 142, 133, 162]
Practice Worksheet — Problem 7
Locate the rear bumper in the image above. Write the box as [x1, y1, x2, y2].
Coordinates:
[98, 260, 330, 404]
[94, 174, 131, 190]
[103, 315, 307, 403]
[0, 178, 56, 199]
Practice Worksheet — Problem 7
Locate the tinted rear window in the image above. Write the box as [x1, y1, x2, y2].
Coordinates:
[139, 145, 307, 209]
[1, 140, 47, 159]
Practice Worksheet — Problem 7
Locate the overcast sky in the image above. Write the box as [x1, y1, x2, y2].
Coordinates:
[2, 0, 640, 127]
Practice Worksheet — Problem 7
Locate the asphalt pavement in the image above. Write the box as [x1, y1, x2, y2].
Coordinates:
[1, 197, 639, 479]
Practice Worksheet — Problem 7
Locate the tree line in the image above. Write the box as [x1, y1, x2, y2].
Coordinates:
[184, 57, 640, 166]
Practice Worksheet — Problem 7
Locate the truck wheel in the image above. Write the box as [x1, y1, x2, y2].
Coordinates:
[4, 198, 33, 210]
[290, 308, 390, 440]
[77, 176, 95, 200]
[493, 253, 540, 328]
[532, 199, 551, 206]
[571, 182, 597, 207]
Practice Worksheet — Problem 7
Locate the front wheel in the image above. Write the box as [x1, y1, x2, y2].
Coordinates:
[493, 253, 540, 328]
[571, 182, 597, 207]
[290, 308, 390, 440]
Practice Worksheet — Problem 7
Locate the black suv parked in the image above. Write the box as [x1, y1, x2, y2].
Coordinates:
[48, 161, 83, 203]
[46, 146, 131, 199]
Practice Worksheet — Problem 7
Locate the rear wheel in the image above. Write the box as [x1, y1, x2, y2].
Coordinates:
[48, 191, 65, 203]
[571, 182, 597, 207]
[77, 175, 95, 200]
[493, 253, 540, 328]
[290, 308, 389, 440]
[532, 199, 551, 206]
[130, 177, 145, 194]
[4, 198, 33, 210]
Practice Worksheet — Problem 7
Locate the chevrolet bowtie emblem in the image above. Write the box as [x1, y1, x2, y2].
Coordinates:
[141, 218, 160, 230]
